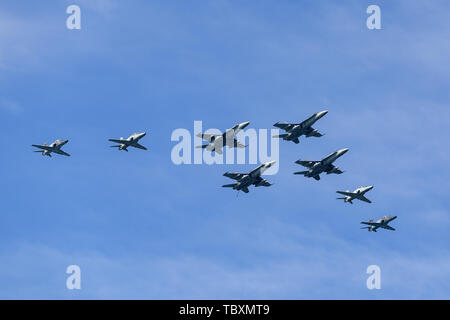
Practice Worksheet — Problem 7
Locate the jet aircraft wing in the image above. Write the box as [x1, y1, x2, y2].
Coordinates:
[108, 139, 127, 144]
[273, 122, 296, 131]
[224, 128, 238, 138]
[380, 225, 395, 231]
[32, 144, 53, 151]
[325, 165, 343, 174]
[196, 133, 220, 143]
[52, 149, 71, 157]
[304, 126, 323, 137]
[295, 160, 319, 168]
[361, 221, 381, 226]
[225, 139, 245, 148]
[359, 195, 372, 203]
[133, 143, 147, 150]
[336, 191, 355, 197]
[254, 177, 271, 187]
[223, 172, 245, 180]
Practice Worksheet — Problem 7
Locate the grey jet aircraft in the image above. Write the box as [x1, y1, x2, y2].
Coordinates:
[222, 161, 276, 193]
[337, 186, 374, 204]
[294, 148, 349, 180]
[32, 139, 70, 157]
[361, 216, 397, 232]
[273, 110, 328, 144]
[196, 121, 250, 155]
[109, 132, 147, 151]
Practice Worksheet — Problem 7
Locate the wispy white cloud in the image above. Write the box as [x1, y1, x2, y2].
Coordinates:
[0, 99, 23, 115]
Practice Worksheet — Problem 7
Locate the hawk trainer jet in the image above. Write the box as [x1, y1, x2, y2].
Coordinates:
[273, 110, 328, 144]
[32, 139, 70, 157]
[196, 121, 250, 155]
[337, 186, 374, 204]
[109, 132, 147, 151]
[361, 216, 397, 232]
[222, 161, 275, 193]
[294, 148, 348, 181]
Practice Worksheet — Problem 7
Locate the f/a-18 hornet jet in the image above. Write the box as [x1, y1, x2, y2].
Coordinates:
[196, 121, 250, 154]
[273, 110, 328, 144]
[294, 148, 348, 180]
[32, 139, 70, 157]
[337, 186, 374, 204]
[109, 132, 147, 151]
[361, 216, 397, 232]
[222, 161, 276, 193]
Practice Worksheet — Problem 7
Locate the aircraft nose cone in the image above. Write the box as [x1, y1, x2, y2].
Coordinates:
[267, 160, 276, 166]
[318, 110, 328, 117]
[339, 148, 349, 154]
[240, 121, 250, 129]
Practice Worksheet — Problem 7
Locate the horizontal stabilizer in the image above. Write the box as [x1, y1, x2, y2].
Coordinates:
[222, 184, 236, 188]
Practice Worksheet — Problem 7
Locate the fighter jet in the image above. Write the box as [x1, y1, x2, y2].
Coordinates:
[273, 110, 328, 144]
[337, 186, 374, 204]
[294, 148, 349, 180]
[32, 139, 70, 157]
[361, 216, 397, 232]
[196, 121, 250, 155]
[109, 132, 147, 151]
[222, 161, 275, 193]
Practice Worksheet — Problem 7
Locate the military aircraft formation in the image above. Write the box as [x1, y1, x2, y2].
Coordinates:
[217, 110, 396, 233]
[31, 110, 397, 233]
[32, 132, 148, 156]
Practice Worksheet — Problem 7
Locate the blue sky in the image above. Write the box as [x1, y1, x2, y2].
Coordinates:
[1, 0, 450, 299]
